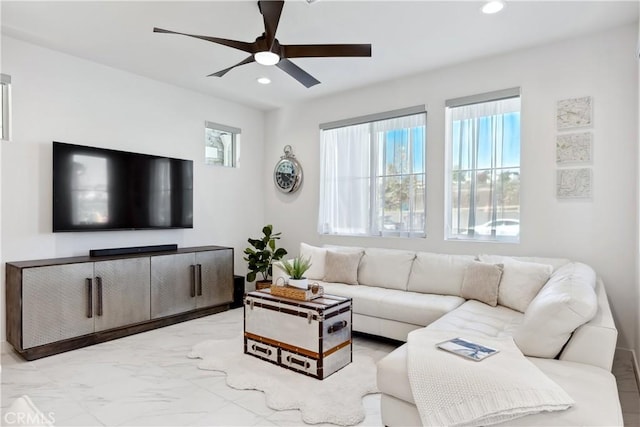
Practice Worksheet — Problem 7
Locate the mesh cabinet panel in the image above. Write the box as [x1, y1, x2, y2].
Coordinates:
[151, 252, 195, 318]
[22, 263, 95, 349]
[94, 257, 151, 331]
[196, 249, 233, 308]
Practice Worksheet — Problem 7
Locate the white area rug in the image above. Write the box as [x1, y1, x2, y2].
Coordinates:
[188, 337, 378, 426]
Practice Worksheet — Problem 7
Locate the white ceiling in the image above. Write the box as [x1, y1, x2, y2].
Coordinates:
[1, 1, 638, 110]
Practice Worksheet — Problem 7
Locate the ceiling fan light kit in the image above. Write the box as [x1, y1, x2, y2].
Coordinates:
[255, 51, 280, 66]
[482, 1, 505, 14]
[154, 0, 371, 88]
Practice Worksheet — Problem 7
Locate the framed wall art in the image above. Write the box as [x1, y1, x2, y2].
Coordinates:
[556, 132, 592, 165]
[556, 96, 592, 130]
[556, 168, 592, 199]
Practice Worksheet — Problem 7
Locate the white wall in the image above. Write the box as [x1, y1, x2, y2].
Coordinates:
[636, 18, 640, 368]
[264, 25, 639, 352]
[0, 36, 266, 343]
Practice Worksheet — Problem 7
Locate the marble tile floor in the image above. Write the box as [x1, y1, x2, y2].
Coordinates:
[1, 307, 638, 427]
[1, 308, 397, 426]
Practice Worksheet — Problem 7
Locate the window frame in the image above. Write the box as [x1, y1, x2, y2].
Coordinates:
[444, 88, 521, 243]
[318, 106, 427, 238]
[205, 121, 240, 168]
[1, 74, 11, 142]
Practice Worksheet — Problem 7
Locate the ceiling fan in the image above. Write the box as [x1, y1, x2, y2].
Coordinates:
[153, 0, 372, 88]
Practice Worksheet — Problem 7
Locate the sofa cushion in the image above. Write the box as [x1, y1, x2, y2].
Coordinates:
[426, 300, 523, 338]
[299, 243, 326, 280]
[323, 250, 362, 285]
[357, 248, 415, 291]
[479, 254, 571, 273]
[407, 252, 475, 296]
[479, 255, 553, 312]
[513, 262, 597, 358]
[320, 281, 465, 326]
[460, 262, 503, 306]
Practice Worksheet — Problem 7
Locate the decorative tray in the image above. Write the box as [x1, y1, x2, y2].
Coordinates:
[270, 284, 324, 301]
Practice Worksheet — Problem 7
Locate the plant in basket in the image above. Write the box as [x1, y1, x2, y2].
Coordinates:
[279, 255, 312, 289]
[243, 224, 287, 289]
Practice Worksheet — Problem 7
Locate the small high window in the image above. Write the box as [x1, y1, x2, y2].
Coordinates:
[205, 121, 240, 167]
[1, 74, 11, 141]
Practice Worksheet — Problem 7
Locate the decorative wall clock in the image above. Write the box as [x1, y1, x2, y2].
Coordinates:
[274, 145, 303, 193]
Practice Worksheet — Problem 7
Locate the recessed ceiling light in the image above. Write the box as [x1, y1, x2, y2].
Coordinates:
[257, 77, 271, 85]
[482, 0, 505, 14]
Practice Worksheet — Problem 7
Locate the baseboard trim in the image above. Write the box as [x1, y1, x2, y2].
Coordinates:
[616, 346, 640, 392]
[631, 348, 640, 392]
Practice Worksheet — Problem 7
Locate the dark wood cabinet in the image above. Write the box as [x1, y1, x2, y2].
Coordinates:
[6, 245, 233, 360]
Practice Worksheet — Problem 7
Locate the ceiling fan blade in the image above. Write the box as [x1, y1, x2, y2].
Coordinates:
[276, 58, 320, 88]
[258, 1, 284, 47]
[153, 27, 256, 53]
[207, 55, 255, 77]
[282, 44, 372, 58]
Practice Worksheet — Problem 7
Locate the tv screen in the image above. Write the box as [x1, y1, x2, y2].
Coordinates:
[53, 141, 193, 232]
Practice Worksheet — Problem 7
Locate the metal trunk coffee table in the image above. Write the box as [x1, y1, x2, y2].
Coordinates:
[243, 289, 352, 379]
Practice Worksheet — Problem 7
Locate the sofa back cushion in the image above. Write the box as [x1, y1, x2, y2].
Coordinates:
[478, 255, 553, 312]
[479, 254, 570, 273]
[513, 262, 598, 358]
[407, 252, 475, 296]
[357, 248, 415, 290]
[299, 243, 327, 281]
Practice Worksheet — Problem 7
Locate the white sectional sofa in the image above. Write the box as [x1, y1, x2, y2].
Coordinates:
[273, 244, 623, 426]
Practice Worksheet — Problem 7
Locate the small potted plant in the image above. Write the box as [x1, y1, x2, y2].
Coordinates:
[280, 255, 312, 289]
[243, 224, 288, 289]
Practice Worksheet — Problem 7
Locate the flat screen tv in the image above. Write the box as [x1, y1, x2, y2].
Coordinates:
[53, 141, 193, 232]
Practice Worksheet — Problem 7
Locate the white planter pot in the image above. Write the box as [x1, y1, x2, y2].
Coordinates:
[288, 278, 309, 289]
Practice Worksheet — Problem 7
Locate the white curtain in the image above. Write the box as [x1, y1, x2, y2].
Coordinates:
[318, 113, 426, 236]
[318, 123, 371, 235]
[446, 96, 520, 240]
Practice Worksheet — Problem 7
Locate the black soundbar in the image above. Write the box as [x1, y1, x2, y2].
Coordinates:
[90, 244, 178, 257]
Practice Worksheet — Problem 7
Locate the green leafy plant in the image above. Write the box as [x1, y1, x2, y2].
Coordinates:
[243, 224, 288, 282]
[280, 255, 312, 280]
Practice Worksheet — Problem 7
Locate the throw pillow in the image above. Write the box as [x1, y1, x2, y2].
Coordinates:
[299, 243, 327, 280]
[514, 262, 598, 358]
[460, 262, 503, 306]
[479, 255, 553, 312]
[324, 250, 363, 285]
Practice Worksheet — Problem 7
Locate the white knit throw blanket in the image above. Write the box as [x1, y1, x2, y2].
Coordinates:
[407, 329, 574, 426]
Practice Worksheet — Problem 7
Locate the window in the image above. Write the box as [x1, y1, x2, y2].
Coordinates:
[318, 106, 426, 237]
[445, 88, 521, 242]
[1, 74, 11, 141]
[205, 121, 240, 167]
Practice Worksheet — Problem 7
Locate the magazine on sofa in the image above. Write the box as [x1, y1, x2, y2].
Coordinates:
[436, 337, 499, 361]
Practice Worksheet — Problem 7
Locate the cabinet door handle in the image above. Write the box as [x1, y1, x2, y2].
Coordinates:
[96, 276, 103, 317]
[86, 278, 93, 318]
[190, 264, 196, 298]
[197, 264, 203, 296]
